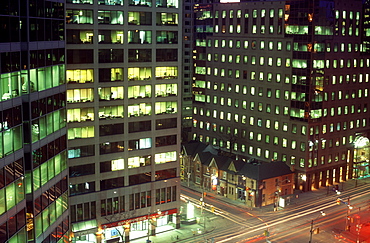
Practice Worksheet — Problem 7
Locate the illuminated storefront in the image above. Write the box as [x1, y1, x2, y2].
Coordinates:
[100, 209, 178, 243]
[353, 136, 370, 178]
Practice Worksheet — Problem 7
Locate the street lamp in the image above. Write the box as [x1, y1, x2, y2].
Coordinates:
[309, 211, 326, 243]
[274, 178, 291, 211]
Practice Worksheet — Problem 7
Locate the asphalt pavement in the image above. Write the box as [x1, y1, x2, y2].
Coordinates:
[130, 176, 370, 243]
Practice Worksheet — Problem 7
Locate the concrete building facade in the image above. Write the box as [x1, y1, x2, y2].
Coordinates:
[191, 0, 370, 192]
[65, 0, 182, 242]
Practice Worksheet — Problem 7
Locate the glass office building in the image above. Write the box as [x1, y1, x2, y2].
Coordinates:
[0, 0, 69, 242]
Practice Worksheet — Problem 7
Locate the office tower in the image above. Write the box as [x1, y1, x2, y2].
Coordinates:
[181, 0, 195, 142]
[65, 1, 181, 242]
[0, 0, 69, 242]
[192, 0, 370, 192]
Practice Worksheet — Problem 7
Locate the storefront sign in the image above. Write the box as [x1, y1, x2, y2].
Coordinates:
[102, 208, 177, 228]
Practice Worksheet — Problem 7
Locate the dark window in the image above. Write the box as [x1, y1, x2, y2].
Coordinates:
[99, 123, 124, 136]
[100, 161, 111, 173]
[128, 49, 152, 62]
[100, 141, 124, 154]
[155, 168, 176, 181]
[128, 120, 151, 133]
[129, 173, 151, 185]
[16, 209, 25, 231]
[8, 214, 16, 238]
[155, 135, 176, 147]
[70, 181, 95, 196]
[67, 50, 93, 64]
[68, 145, 95, 158]
[98, 49, 124, 63]
[156, 49, 177, 62]
[0, 222, 6, 242]
[99, 68, 111, 82]
[100, 177, 124, 190]
[69, 163, 95, 177]
[156, 118, 176, 130]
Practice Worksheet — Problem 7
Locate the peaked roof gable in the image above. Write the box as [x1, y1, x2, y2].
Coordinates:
[228, 161, 237, 172]
[208, 157, 218, 168]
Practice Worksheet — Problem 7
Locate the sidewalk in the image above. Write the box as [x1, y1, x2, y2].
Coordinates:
[130, 176, 370, 243]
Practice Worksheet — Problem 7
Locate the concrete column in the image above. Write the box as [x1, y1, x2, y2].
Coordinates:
[334, 167, 340, 183]
[124, 224, 130, 243]
[150, 219, 157, 236]
[320, 170, 327, 187]
[342, 164, 347, 181]
[314, 172, 320, 189]
[348, 149, 354, 180]
[328, 168, 334, 185]
[176, 213, 180, 229]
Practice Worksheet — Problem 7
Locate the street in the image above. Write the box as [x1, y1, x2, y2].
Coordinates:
[179, 180, 370, 243]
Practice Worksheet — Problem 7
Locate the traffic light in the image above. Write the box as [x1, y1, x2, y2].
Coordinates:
[264, 230, 270, 236]
[336, 199, 341, 205]
[211, 206, 215, 213]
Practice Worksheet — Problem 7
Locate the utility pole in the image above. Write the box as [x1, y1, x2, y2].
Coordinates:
[346, 197, 352, 231]
[309, 220, 314, 243]
[309, 211, 325, 243]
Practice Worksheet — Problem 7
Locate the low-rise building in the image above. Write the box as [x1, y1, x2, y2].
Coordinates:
[181, 141, 294, 208]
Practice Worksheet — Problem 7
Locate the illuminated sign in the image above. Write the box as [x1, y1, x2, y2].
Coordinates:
[102, 208, 178, 228]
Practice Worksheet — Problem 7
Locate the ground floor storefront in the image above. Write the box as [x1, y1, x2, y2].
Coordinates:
[72, 209, 179, 243]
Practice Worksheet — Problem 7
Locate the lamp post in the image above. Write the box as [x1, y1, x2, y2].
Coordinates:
[274, 178, 291, 211]
[309, 211, 326, 243]
[346, 197, 352, 231]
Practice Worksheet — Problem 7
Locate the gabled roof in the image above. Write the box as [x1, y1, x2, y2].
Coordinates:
[198, 151, 214, 166]
[208, 157, 218, 168]
[182, 141, 218, 157]
[182, 141, 208, 157]
[215, 155, 232, 171]
[238, 160, 293, 180]
[182, 141, 293, 181]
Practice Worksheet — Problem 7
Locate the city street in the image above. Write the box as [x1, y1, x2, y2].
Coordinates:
[182, 179, 370, 243]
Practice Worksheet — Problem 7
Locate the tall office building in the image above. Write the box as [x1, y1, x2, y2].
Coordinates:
[192, 0, 370, 192]
[65, 1, 181, 242]
[0, 0, 69, 242]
